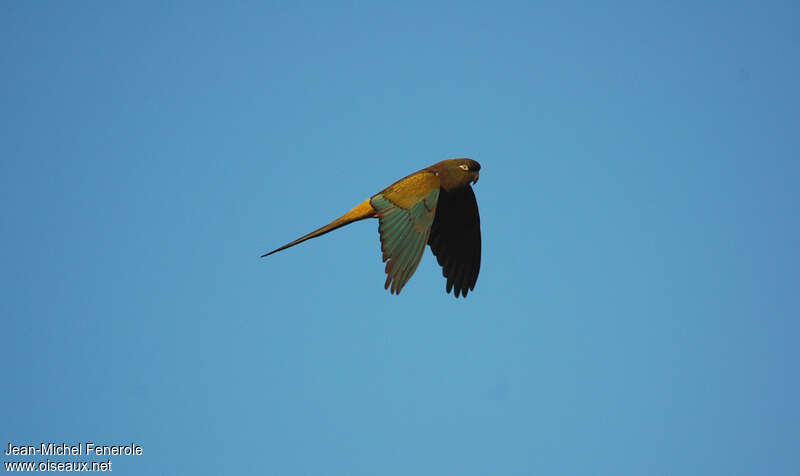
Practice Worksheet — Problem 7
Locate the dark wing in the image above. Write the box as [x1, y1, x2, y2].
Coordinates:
[428, 185, 481, 298]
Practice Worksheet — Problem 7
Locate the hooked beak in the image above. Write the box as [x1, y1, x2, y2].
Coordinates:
[472, 171, 479, 184]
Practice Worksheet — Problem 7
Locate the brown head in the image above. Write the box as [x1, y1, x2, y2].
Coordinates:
[428, 158, 481, 191]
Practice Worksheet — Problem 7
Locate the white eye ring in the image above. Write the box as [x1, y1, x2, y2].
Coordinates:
[459, 164, 469, 171]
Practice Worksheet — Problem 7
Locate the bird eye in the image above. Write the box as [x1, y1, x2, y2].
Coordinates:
[459, 164, 469, 171]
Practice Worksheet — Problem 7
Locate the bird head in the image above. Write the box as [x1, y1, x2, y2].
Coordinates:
[430, 158, 481, 191]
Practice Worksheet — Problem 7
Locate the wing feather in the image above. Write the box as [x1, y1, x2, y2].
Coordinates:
[428, 185, 481, 298]
[371, 187, 439, 295]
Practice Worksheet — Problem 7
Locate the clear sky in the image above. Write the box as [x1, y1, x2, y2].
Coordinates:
[2, 2, 798, 475]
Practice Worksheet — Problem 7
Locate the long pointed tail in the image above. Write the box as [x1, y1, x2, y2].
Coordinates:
[261, 198, 377, 258]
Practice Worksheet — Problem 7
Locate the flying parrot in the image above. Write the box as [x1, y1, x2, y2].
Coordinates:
[262, 158, 482, 297]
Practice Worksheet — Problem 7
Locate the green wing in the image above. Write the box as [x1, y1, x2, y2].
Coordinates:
[370, 188, 440, 294]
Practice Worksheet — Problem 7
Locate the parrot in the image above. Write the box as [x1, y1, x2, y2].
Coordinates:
[262, 158, 482, 298]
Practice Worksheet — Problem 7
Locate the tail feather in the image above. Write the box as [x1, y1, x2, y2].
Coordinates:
[261, 198, 377, 257]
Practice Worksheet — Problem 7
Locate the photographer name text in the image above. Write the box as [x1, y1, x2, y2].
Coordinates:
[5, 442, 142, 457]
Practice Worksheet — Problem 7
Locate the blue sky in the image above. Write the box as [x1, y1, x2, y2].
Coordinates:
[2, 2, 798, 474]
